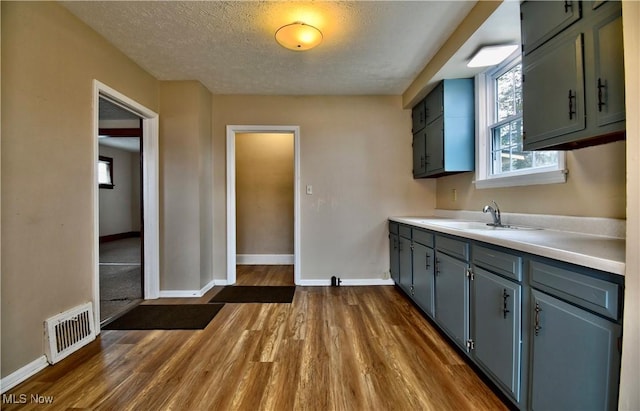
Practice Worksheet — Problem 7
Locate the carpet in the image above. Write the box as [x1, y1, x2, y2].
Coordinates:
[102, 304, 225, 330]
[208, 286, 296, 303]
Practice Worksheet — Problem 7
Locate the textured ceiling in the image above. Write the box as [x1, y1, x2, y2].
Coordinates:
[62, 1, 478, 95]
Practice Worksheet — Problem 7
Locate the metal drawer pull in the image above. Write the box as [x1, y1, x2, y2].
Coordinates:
[425, 254, 431, 270]
[568, 89, 576, 120]
[502, 289, 510, 319]
[564, 1, 573, 13]
[597, 78, 606, 112]
[535, 303, 542, 336]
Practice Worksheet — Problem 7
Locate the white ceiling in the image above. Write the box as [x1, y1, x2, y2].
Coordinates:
[62, 0, 502, 95]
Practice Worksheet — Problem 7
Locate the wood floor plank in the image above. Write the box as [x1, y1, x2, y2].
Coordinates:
[4, 265, 507, 411]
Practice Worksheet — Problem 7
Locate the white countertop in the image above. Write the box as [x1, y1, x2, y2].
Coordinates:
[390, 216, 626, 276]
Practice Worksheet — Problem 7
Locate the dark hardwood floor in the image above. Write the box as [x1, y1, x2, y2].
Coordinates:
[3, 265, 507, 410]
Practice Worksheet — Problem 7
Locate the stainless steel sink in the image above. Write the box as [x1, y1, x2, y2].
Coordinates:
[426, 220, 542, 231]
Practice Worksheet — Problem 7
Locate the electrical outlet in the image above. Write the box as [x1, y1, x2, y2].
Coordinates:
[306, 185, 313, 195]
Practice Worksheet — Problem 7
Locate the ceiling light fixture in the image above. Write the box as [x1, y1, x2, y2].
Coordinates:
[467, 44, 519, 68]
[275, 22, 323, 51]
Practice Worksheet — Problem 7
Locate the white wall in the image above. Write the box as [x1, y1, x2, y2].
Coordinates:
[98, 144, 140, 236]
[236, 133, 294, 256]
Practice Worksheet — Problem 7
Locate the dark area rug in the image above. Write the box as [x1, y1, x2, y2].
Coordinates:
[103, 304, 225, 330]
[208, 286, 296, 304]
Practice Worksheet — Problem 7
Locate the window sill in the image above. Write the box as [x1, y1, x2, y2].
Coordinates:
[474, 169, 567, 189]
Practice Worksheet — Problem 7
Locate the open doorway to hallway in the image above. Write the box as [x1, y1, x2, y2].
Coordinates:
[97, 97, 143, 323]
[227, 125, 300, 285]
[235, 132, 294, 286]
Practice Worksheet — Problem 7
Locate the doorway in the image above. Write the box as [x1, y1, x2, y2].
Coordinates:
[226, 126, 301, 285]
[97, 98, 143, 322]
[93, 80, 160, 330]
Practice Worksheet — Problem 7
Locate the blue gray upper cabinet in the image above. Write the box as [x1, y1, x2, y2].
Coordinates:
[521, 0, 625, 150]
[412, 79, 474, 178]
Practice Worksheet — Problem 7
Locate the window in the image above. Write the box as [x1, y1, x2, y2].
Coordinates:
[98, 156, 114, 189]
[475, 54, 566, 188]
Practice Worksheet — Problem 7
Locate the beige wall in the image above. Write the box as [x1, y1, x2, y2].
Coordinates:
[1, 1, 159, 378]
[620, 2, 640, 409]
[212, 95, 436, 281]
[236, 133, 294, 255]
[98, 145, 141, 236]
[436, 141, 626, 218]
[159, 81, 213, 291]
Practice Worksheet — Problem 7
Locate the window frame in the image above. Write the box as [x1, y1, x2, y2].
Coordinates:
[474, 54, 566, 189]
[98, 155, 115, 189]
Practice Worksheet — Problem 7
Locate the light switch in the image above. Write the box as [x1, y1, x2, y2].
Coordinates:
[306, 185, 313, 195]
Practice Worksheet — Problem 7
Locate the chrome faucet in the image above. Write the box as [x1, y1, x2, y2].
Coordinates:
[483, 201, 502, 226]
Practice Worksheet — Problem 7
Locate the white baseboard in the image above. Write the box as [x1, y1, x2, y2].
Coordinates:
[1, 356, 48, 394]
[158, 279, 216, 298]
[297, 278, 395, 286]
[236, 254, 294, 265]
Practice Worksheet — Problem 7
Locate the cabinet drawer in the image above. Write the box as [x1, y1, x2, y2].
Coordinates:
[436, 236, 469, 261]
[472, 245, 522, 282]
[389, 221, 399, 235]
[399, 225, 412, 239]
[530, 260, 620, 320]
[412, 228, 433, 248]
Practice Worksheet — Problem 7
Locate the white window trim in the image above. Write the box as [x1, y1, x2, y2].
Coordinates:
[474, 57, 567, 189]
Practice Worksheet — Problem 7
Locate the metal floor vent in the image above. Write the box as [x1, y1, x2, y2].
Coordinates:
[44, 302, 96, 364]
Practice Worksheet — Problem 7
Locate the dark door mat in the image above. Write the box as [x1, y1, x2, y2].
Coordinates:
[102, 304, 224, 330]
[208, 286, 296, 303]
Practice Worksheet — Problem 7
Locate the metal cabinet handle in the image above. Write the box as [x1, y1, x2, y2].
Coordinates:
[564, 1, 573, 13]
[425, 253, 431, 270]
[420, 156, 425, 169]
[568, 89, 576, 120]
[502, 289, 511, 319]
[435, 258, 440, 276]
[597, 78, 606, 112]
[535, 303, 542, 336]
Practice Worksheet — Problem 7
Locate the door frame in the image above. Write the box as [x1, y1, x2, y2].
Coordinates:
[93, 80, 160, 330]
[226, 125, 301, 285]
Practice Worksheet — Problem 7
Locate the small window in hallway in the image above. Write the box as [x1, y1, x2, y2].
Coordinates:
[98, 155, 114, 189]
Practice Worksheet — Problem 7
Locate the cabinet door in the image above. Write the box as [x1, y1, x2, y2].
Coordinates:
[398, 236, 413, 295]
[425, 82, 443, 124]
[435, 253, 469, 349]
[412, 131, 426, 177]
[472, 268, 522, 401]
[412, 242, 435, 317]
[523, 33, 585, 149]
[425, 117, 444, 174]
[412, 100, 426, 133]
[389, 233, 400, 284]
[530, 289, 621, 411]
[593, 10, 625, 127]
[521, 0, 582, 55]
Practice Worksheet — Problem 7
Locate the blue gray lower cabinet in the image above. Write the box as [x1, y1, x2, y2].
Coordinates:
[388, 232, 400, 284]
[412, 242, 435, 317]
[530, 289, 621, 411]
[388, 221, 623, 410]
[472, 267, 522, 402]
[398, 230, 413, 296]
[434, 252, 469, 350]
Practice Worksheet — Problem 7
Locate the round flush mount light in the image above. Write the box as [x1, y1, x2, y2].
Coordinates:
[275, 22, 323, 51]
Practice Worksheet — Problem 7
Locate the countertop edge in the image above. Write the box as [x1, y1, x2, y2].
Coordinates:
[389, 216, 626, 276]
